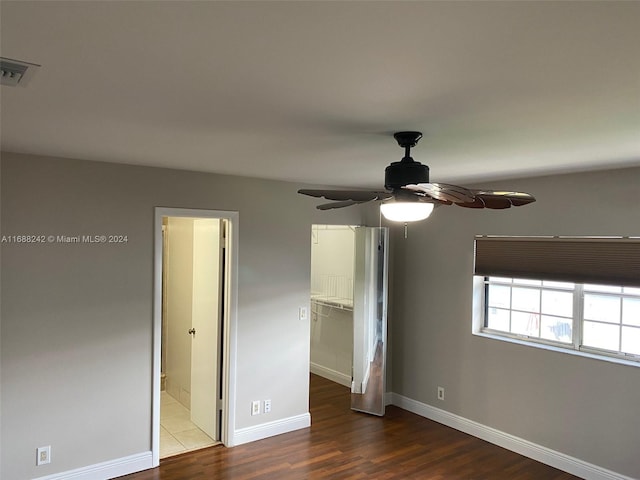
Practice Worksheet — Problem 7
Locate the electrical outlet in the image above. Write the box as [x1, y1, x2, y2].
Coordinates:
[251, 400, 261, 416]
[437, 386, 445, 401]
[264, 399, 272, 413]
[37, 446, 51, 466]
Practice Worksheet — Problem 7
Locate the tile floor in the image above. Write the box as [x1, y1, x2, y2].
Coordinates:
[160, 391, 217, 458]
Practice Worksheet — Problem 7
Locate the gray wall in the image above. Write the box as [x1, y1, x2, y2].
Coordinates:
[0, 152, 364, 479]
[3, 152, 639, 479]
[390, 166, 640, 478]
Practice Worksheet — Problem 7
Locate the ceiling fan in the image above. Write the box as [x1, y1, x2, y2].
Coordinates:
[298, 131, 536, 222]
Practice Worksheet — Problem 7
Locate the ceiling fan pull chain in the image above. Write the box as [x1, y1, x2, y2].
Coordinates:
[404, 223, 408, 239]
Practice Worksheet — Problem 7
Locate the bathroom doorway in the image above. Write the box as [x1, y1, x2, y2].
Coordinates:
[152, 208, 238, 466]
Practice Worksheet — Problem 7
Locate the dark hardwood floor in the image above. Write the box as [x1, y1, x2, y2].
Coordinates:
[120, 374, 581, 479]
[351, 341, 384, 414]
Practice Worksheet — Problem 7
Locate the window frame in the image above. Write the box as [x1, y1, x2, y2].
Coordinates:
[472, 276, 640, 368]
[482, 277, 578, 348]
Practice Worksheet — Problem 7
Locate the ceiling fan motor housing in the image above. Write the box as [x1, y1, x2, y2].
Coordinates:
[384, 159, 429, 190]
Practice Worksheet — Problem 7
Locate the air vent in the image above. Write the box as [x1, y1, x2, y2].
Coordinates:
[1, 57, 40, 87]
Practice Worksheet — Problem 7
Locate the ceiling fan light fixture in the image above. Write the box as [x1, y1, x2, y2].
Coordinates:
[380, 201, 434, 222]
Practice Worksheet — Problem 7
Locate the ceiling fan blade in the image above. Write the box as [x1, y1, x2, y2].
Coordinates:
[298, 189, 392, 202]
[454, 198, 486, 208]
[473, 195, 511, 209]
[473, 190, 536, 209]
[316, 200, 362, 210]
[395, 189, 453, 205]
[403, 183, 476, 204]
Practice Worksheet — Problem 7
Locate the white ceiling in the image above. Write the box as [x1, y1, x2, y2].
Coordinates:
[1, 1, 639, 188]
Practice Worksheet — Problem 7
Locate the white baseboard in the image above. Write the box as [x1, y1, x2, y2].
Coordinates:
[231, 413, 311, 447]
[391, 393, 635, 480]
[310, 362, 351, 388]
[29, 400, 632, 480]
[32, 451, 153, 480]
[384, 391, 393, 406]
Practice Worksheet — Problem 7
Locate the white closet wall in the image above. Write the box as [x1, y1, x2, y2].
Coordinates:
[309, 225, 355, 387]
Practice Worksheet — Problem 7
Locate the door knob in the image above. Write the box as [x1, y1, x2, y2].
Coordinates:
[188, 328, 196, 335]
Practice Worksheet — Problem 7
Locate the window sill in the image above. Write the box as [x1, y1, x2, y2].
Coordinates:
[473, 330, 640, 369]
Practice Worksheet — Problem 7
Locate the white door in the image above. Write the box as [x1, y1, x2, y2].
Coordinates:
[165, 217, 195, 407]
[190, 218, 222, 439]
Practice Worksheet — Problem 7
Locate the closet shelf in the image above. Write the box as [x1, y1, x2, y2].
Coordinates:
[311, 295, 354, 312]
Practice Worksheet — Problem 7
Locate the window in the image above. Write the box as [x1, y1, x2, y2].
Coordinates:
[474, 236, 640, 365]
[583, 284, 640, 355]
[483, 277, 640, 361]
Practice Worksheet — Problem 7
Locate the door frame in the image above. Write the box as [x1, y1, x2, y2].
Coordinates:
[152, 207, 239, 466]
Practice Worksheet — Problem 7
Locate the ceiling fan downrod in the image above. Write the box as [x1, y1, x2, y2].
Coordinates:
[394, 131, 423, 160]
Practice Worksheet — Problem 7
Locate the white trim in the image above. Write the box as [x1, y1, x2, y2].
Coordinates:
[391, 393, 635, 480]
[310, 362, 351, 388]
[152, 207, 239, 466]
[474, 331, 640, 368]
[231, 413, 311, 446]
[32, 452, 152, 480]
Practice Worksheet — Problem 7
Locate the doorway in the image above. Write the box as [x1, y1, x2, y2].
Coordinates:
[152, 208, 238, 466]
[309, 225, 355, 388]
[309, 225, 389, 416]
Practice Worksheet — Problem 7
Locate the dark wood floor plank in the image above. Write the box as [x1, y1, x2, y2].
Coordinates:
[119, 374, 582, 480]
